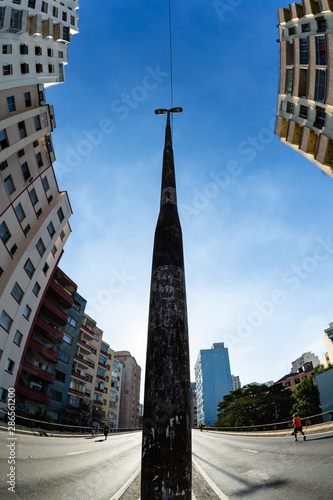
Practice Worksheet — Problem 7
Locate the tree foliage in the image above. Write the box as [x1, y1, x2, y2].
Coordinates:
[313, 363, 333, 375]
[291, 376, 321, 418]
[215, 383, 294, 427]
[64, 397, 93, 427]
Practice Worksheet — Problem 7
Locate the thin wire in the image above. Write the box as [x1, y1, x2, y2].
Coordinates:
[168, 0, 174, 128]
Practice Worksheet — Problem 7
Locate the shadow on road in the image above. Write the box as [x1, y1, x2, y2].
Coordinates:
[192, 452, 288, 497]
[306, 435, 333, 442]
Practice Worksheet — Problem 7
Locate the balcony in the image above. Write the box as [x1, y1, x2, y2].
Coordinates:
[22, 361, 55, 383]
[95, 387, 105, 394]
[93, 400, 103, 406]
[29, 338, 59, 362]
[74, 355, 89, 367]
[35, 317, 64, 344]
[77, 339, 91, 354]
[16, 385, 51, 405]
[48, 280, 73, 309]
[68, 387, 85, 397]
[80, 324, 94, 341]
[71, 371, 86, 382]
[41, 298, 68, 326]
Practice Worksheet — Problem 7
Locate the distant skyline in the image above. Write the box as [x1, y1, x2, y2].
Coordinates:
[46, 0, 333, 398]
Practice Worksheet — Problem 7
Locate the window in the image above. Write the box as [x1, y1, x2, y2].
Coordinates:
[301, 23, 310, 33]
[51, 245, 57, 257]
[48, 64, 55, 73]
[59, 350, 69, 363]
[18, 148, 25, 158]
[7, 96, 16, 113]
[285, 68, 293, 95]
[72, 301, 81, 312]
[5, 359, 15, 374]
[2, 44, 12, 54]
[23, 224, 31, 235]
[294, 378, 300, 384]
[42, 176, 50, 191]
[32, 282, 41, 296]
[314, 69, 326, 102]
[58, 50, 64, 58]
[286, 102, 293, 113]
[288, 26, 295, 36]
[0, 310, 13, 331]
[21, 162, 31, 181]
[29, 188, 38, 205]
[101, 343, 109, 354]
[10, 244, 17, 257]
[20, 44, 28, 55]
[316, 35, 326, 65]
[34, 115, 41, 131]
[24, 258, 35, 278]
[36, 238, 46, 256]
[11, 282, 24, 303]
[23, 305, 32, 320]
[67, 315, 77, 328]
[41, 2, 48, 14]
[47, 48, 53, 57]
[0, 7, 4, 30]
[18, 121, 26, 139]
[35, 151, 43, 168]
[42, 262, 49, 275]
[14, 203, 25, 223]
[46, 135, 53, 153]
[60, 230, 65, 240]
[21, 63, 29, 74]
[99, 354, 107, 366]
[53, 6, 58, 17]
[63, 333, 72, 345]
[97, 367, 106, 378]
[50, 389, 62, 402]
[0, 161, 8, 172]
[70, 16, 75, 26]
[317, 18, 327, 32]
[110, 390, 117, 399]
[69, 396, 80, 408]
[63, 26, 69, 42]
[28, 0, 36, 8]
[0, 221, 11, 243]
[0, 387, 8, 402]
[55, 370, 66, 382]
[57, 207, 64, 222]
[0, 129, 9, 150]
[10, 9, 22, 31]
[299, 38, 308, 65]
[3, 64, 13, 76]
[13, 0, 21, 4]
[314, 107, 326, 128]
[36, 63, 43, 73]
[4, 175, 15, 195]
[14, 331, 23, 346]
[47, 221, 55, 237]
[62, 12, 67, 22]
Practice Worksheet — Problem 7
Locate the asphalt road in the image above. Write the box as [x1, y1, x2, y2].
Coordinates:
[0, 430, 142, 500]
[192, 429, 333, 500]
[1, 429, 332, 499]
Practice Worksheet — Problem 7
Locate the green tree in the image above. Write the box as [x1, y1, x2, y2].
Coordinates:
[215, 383, 294, 427]
[313, 363, 333, 375]
[292, 376, 321, 418]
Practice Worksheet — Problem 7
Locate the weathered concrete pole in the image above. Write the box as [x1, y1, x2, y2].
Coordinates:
[141, 109, 192, 499]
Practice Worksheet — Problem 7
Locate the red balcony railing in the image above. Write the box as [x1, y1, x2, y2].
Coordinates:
[42, 298, 68, 325]
[22, 361, 55, 383]
[16, 385, 51, 405]
[80, 324, 94, 340]
[29, 338, 59, 362]
[68, 387, 85, 397]
[35, 317, 64, 343]
[71, 371, 86, 381]
[74, 355, 89, 366]
[78, 339, 92, 351]
[48, 280, 73, 309]
[95, 387, 105, 394]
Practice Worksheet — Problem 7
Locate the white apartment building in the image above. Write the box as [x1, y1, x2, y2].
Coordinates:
[0, 0, 79, 404]
[275, 1, 333, 177]
[0, 0, 79, 90]
[231, 375, 241, 391]
[322, 322, 333, 365]
[291, 351, 320, 372]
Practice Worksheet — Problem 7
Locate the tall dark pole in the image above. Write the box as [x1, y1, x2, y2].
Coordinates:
[141, 109, 192, 499]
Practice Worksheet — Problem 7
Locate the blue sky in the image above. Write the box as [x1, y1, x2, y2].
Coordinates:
[47, 0, 333, 397]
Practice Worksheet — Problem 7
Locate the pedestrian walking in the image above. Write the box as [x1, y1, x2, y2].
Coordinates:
[95, 424, 99, 438]
[91, 427, 95, 438]
[104, 424, 109, 440]
[293, 413, 306, 441]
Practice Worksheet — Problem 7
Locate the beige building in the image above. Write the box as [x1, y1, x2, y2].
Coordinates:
[322, 322, 333, 365]
[115, 351, 141, 429]
[0, 0, 79, 406]
[275, 1, 333, 177]
[108, 353, 122, 429]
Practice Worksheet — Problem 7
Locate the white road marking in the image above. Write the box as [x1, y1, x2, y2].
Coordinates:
[66, 450, 88, 455]
[243, 448, 259, 453]
[192, 457, 231, 500]
[109, 466, 141, 500]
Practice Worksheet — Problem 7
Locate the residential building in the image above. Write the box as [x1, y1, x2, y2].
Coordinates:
[275, 1, 333, 177]
[0, 0, 79, 90]
[322, 322, 333, 364]
[275, 363, 315, 390]
[231, 375, 241, 391]
[115, 351, 141, 429]
[109, 355, 122, 429]
[194, 343, 233, 427]
[291, 351, 320, 373]
[0, 0, 79, 408]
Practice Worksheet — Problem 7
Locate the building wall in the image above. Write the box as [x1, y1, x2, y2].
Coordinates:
[315, 367, 333, 422]
[231, 375, 241, 391]
[276, 3, 333, 177]
[323, 322, 333, 363]
[291, 351, 320, 373]
[195, 343, 232, 427]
